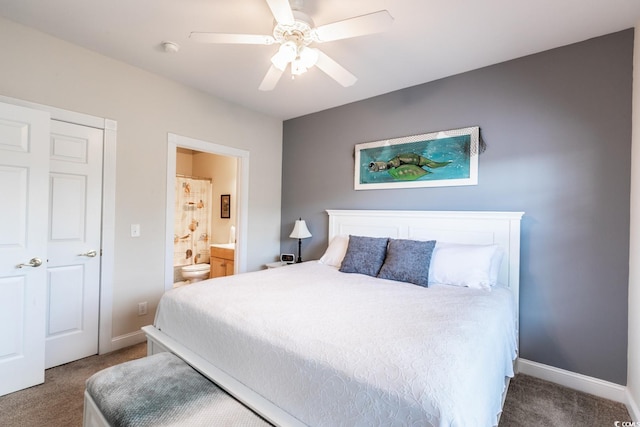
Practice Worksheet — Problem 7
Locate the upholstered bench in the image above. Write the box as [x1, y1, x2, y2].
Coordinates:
[83, 351, 272, 427]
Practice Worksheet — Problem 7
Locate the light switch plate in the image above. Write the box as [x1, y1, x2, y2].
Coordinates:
[131, 224, 141, 237]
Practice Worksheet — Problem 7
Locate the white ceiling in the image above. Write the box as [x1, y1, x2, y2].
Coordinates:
[1, 0, 639, 120]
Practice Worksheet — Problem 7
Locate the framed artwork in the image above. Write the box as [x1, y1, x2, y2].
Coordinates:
[220, 194, 230, 218]
[354, 126, 479, 190]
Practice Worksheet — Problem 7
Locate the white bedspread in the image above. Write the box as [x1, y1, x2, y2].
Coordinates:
[155, 262, 517, 427]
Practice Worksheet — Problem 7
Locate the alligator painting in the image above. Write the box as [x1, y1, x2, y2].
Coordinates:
[368, 153, 452, 181]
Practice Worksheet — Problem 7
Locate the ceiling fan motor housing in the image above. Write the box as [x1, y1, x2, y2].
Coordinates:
[271, 10, 319, 73]
[272, 10, 315, 47]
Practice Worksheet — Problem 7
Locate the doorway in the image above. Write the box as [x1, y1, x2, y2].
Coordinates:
[165, 133, 249, 291]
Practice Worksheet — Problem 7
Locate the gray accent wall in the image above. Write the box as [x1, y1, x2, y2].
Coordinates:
[281, 30, 633, 384]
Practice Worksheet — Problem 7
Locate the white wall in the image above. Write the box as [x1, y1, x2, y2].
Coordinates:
[628, 23, 640, 421]
[0, 17, 282, 346]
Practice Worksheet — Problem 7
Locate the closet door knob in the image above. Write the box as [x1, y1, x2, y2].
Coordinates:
[79, 250, 97, 258]
[17, 257, 43, 268]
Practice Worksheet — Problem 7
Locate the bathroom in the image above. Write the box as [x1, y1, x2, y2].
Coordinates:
[174, 147, 237, 286]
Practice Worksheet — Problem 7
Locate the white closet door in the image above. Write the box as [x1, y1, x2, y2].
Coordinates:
[0, 101, 50, 397]
[45, 120, 103, 369]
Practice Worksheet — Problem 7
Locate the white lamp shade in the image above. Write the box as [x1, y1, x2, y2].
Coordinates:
[289, 219, 312, 239]
[271, 41, 297, 71]
[299, 46, 319, 68]
[271, 51, 289, 71]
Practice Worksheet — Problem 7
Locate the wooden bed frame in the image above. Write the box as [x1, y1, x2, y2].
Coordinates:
[143, 209, 524, 426]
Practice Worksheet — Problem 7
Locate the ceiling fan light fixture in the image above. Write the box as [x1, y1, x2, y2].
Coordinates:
[298, 46, 319, 68]
[271, 41, 297, 70]
[270, 53, 288, 71]
[290, 59, 307, 76]
[280, 41, 298, 61]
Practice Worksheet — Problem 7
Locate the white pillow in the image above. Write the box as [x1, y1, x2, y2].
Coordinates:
[488, 247, 504, 285]
[318, 235, 349, 268]
[428, 243, 501, 290]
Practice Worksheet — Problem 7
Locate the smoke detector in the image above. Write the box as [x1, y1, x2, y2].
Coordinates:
[162, 41, 180, 53]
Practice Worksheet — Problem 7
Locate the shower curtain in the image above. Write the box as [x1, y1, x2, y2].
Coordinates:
[174, 176, 212, 268]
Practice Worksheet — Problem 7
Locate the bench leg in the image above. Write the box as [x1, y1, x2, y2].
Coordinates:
[83, 390, 110, 427]
[146, 335, 170, 356]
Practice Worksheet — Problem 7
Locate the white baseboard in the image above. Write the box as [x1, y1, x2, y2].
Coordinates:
[518, 359, 631, 411]
[627, 388, 640, 421]
[101, 329, 147, 354]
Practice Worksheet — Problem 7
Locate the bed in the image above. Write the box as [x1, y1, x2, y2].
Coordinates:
[143, 209, 524, 427]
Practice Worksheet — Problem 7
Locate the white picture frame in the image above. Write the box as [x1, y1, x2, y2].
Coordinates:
[354, 126, 479, 190]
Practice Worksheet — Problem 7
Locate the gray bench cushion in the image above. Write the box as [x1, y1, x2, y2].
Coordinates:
[86, 352, 271, 427]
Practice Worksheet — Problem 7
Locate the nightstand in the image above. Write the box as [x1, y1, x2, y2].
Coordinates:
[265, 262, 291, 269]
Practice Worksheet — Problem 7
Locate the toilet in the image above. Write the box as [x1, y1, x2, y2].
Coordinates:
[181, 263, 210, 283]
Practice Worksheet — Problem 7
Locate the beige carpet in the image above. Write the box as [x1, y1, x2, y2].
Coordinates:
[500, 374, 632, 426]
[0, 345, 633, 427]
[0, 343, 146, 427]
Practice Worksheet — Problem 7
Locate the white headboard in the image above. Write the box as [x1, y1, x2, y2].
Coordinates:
[326, 209, 524, 315]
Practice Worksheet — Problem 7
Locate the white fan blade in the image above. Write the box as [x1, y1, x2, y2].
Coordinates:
[190, 32, 275, 45]
[315, 49, 357, 87]
[265, 0, 294, 25]
[314, 10, 394, 42]
[259, 65, 285, 91]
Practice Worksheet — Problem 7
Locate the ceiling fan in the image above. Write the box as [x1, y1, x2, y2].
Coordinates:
[189, 0, 394, 91]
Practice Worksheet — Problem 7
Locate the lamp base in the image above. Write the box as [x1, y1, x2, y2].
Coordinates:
[296, 238, 303, 263]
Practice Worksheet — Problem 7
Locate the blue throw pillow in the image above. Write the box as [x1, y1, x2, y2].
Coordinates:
[377, 239, 436, 287]
[339, 235, 389, 277]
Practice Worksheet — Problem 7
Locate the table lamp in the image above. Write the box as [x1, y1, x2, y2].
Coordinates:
[289, 218, 312, 263]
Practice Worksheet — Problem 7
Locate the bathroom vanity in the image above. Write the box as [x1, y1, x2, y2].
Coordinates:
[210, 244, 235, 278]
